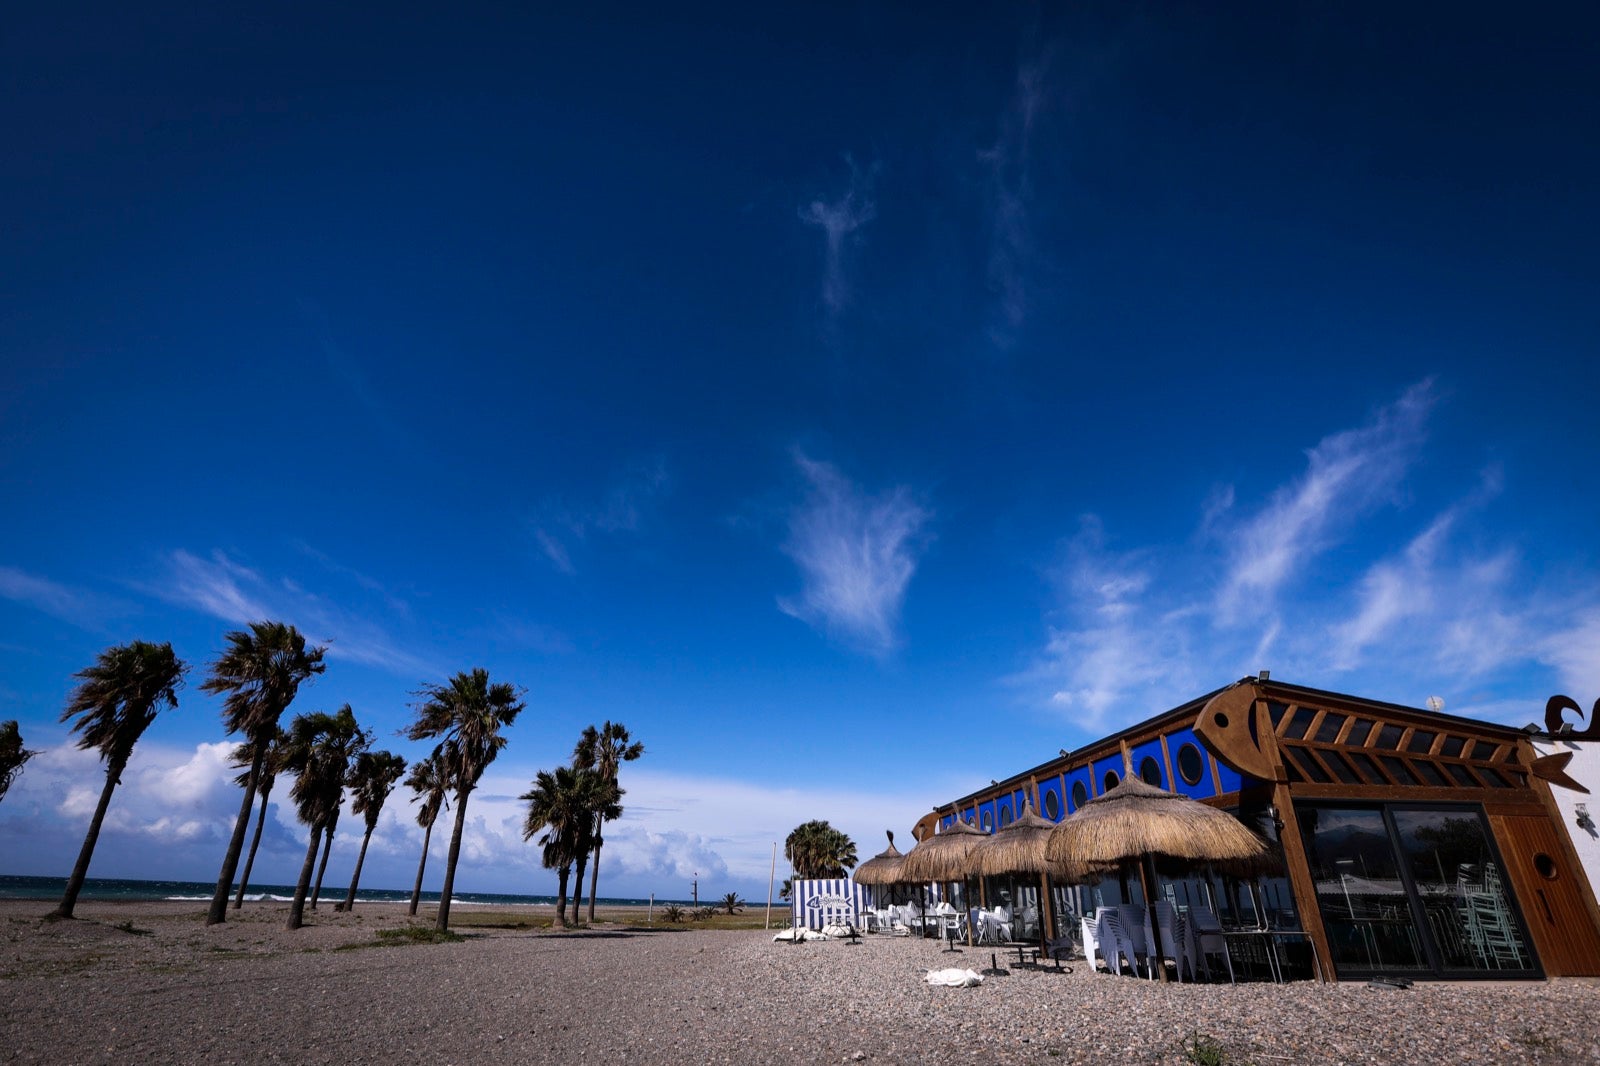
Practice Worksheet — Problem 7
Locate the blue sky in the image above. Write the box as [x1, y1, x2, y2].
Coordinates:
[3, 4, 1598, 903]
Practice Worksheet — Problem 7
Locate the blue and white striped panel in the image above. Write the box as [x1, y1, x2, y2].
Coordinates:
[791, 877, 873, 930]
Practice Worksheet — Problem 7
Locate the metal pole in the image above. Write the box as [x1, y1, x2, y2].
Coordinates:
[765, 841, 776, 930]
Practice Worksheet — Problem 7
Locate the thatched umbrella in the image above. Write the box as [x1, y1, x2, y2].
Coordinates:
[853, 831, 910, 909]
[900, 818, 986, 940]
[1044, 771, 1273, 982]
[968, 801, 1060, 954]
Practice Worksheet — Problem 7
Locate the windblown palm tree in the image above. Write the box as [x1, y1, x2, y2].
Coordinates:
[229, 726, 286, 910]
[341, 749, 407, 911]
[406, 669, 524, 931]
[0, 720, 38, 804]
[784, 819, 858, 879]
[403, 748, 451, 917]
[201, 621, 326, 926]
[281, 705, 368, 930]
[310, 801, 340, 910]
[522, 765, 615, 929]
[49, 642, 186, 919]
[572, 721, 643, 922]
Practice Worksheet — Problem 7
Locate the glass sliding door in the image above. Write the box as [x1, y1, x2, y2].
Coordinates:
[1297, 802, 1539, 979]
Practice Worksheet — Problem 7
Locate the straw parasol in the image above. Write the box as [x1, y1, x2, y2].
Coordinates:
[1044, 770, 1274, 981]
[970, 803, 1056, 876]
[853, 831, 908, 887]
[899, 817, 987, 883]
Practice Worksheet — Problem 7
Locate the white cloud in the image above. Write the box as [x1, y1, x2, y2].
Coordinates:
[1216, 378, 1436, 621]
[531, 458, 671, 575]
[777, 452, 931, 657]
[981, 53, 1049, 341]
[153, 549, 436, 677]
[0, 565, 128, 629]
[799, 157, 877, 315]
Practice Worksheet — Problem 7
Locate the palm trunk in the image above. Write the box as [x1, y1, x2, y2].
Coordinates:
[233, 779, 273, 910]
[586, 836, 603, 923]
[572, 849, 589, 924]
[343, 824, 375, 911]
[435, 788, 470, 932]
[287, 823, 323, 930]
[209, 741, 266, 925]
[49, 756, 125, 920]
[408, 818, 434, 917]
[553, 864, 571, 929]
[310, 821, 335, 909]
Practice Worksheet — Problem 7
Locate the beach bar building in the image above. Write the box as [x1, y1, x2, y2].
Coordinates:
[916, 676, 1600, 982]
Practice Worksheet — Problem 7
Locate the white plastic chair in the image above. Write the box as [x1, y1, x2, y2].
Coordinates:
[1081, 914, 1101, 970]
[1118, 903, 1153, 978]
[1093, 907, 1139, 975]
[1188, 905, 1235, 982]
[1152, 901, 1197, 982]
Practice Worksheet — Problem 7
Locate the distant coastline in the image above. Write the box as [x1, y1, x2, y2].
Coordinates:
[0, 874, 698, 908]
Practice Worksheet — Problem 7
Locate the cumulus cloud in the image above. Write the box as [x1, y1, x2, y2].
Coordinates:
[799, 157, 877, 315]
[1215, 378, 1436, 621]
[531, 458, 671, 575]
[777, 452, 931, 657]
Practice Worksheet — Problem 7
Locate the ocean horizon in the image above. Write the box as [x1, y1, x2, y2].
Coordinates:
[0, 874, 701, 908]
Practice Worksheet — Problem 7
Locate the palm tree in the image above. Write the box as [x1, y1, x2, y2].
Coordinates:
[341, 750, 407, 911]
[281, 705, 368, 930]
[0, 720, 38, 803]
[572, 721, 643, 922]
[405, 669, 524, 931]
[784, 819, 858, 879]
[48, 642, 186, 919]
[403, 748, 451, 917]
[566, 770, 621, 924]
[522, 765, 614, 929]
[201, 621, 326, 925]
[309, 801, 340, 910]
[230, 726, 286, 910]
[721, 891, 745, 915]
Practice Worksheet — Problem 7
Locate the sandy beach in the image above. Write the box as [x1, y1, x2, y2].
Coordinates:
[2, 899, 1597, 1065]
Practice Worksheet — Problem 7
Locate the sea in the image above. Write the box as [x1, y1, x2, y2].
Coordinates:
[0, 874, 695, 908]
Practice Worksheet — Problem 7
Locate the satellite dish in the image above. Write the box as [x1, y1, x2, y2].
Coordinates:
[1426, 695, 1445, 713]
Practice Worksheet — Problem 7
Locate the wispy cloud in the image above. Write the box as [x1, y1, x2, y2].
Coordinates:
[981, 51, 1050, 344]
[777, 452, 930, 657]
[0, 566, 127, 629]
[531, 458, 671, 575]
[1215, 378, 1436, 621]
[799, 157, 877, 316]
[1019, 380, 1600, 736]
[154, 549, 436, 677]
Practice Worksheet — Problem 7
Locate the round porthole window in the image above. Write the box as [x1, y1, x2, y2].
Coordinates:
[981, 810, 993, 831]
[1103, 769, 1120, 793]
[1534, 853, 1559, 881]
[998, 805, 1013, 827]
[1043, 790, 1061, 820]
[1177, 743, 1206, 787]
[1139, 756, 1162, 786]
[1071, 781, 1088, 810]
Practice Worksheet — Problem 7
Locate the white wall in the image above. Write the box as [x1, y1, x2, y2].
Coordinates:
[1532, 738, 1600, 898]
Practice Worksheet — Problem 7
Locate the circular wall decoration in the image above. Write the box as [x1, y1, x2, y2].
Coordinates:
[1177, 743, 1206, 786]
[1139, 756, 1162, 786]
[1043, 790, 1061, 820]
[1071, 781, 1088, 810]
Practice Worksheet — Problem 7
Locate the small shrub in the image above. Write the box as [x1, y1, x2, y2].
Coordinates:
[374, 926, 465, 946]
[720, 892, 745, 915]
[1183, 1031, 1229, 1066]
[660, 904, 685, 923]
[691, 906, 714, 922]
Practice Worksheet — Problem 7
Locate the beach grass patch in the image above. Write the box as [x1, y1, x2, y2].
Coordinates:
[1182, 1031, 1235, 1066]
[113, 920, 153, 937]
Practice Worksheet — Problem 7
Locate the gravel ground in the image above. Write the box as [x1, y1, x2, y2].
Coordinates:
[2, 901, 1597, 1065]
